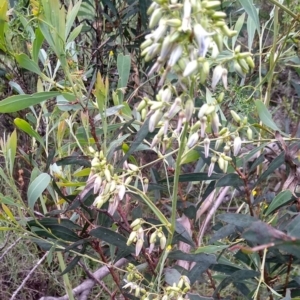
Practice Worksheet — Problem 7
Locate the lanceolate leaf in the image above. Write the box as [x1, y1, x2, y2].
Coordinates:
[14, 118, 45, 148]
[0, 92, 60, 113]
[28, 173, 51, 210]
[265, 190, 293, 216]
[90, 226, 134, 256]
[238, 0, 260, 34]
[15, 53, 42, 75]
[161, 173, 222, 183]
[217, 213, 258, 229]
[255, 151, 285, 187]
[255, 100, 282, 133]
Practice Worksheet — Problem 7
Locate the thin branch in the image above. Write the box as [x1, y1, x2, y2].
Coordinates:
[10, 251, 48, 300]
[39, 258, 128, 300]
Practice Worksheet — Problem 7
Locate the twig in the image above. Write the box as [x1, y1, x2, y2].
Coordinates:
[10, 251, 48, 300]
[198, 187, 230, 245]
[0, 236, 22, 261]
[39, 258, 128, 300]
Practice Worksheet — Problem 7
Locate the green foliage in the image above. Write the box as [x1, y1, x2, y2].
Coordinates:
[0, 0, 300, 299]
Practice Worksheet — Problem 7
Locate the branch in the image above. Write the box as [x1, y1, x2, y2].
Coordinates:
[39, 258, 128, 300]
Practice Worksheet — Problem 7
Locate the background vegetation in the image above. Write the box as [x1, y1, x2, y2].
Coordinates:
[0, 0, 300, 299]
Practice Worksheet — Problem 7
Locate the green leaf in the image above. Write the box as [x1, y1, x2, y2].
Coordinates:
[117, 54, 131, 103]
[27, 218, 82, 230]
[195, 245, 229, 254]
[286, 215, 300, 238]
[65, 0, 82, 41]
[255, 151, 285, 187]
[217, 213, 258, 229]
[0, 91, 60, 113]
[67, 24, 83, 44]
[247, 11, 256, 50]
[90, 226, 134, 256]
[181, 150, 200, 165]
[15, 53, 42, 75]
[209, 224, 237, 244]
[265, 190, 293, 216]
[216, 173, 243, 188]
[168, 250, 216, 263]
[33, 27, 44, 63]
[14, 118, 45, 148]
[139, 0, 149, 28]
[238, 0, 260, 34]
[7, 129, 17, 176]
[213, 269, 259, 297]
[117, 54, 131, 88]
[56, 156, 91, 167]
[45, 224, 81, 242]
[28, 173, 51, 210]
[255, 100, 282, 132]
[232, 13, 245, 48]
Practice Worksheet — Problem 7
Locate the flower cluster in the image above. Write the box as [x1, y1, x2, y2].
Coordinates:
[88, 149, 141, 215]
[126, 218, 145, 256]
[138, 0, 254, 161]
[123, 263, 191, 300]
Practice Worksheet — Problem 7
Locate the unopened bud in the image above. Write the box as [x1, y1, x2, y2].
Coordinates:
[183, 60, 198, 77]
[247, 127, 253, 140]
[230, 110, 241, 123]
[233, 135, 242, 156]
[187, 132, 199, 148]
[185, 99, 194, 121]
[149, 8, 163, 28]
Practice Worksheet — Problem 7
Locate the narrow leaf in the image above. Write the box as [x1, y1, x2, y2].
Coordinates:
[28, 173, 51, 210]
[15, 53, 42, 75]
[14, 118, 45, 148]
[265, 190, 293, 216]
[0, 92, 60, 113]
[255, 100, 281, 132]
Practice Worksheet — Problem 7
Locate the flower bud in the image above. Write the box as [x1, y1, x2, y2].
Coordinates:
[161, 87, 172, 102]
[212, 65, 224, 90]
[238, 58, 249, 73]
[93, 175, 102, 194]
[165, 18, 182, 27]
[147, 2, 159, 15]
[183, 60, 198, 77]
[149, 8, 163, 28]
[135, 238, 144, 256]
[104, 168, 111, 182]
[246, 56, 255, 69]
[218, 155, 225, 171]
[200, 60, 210, 83]
[202, 0, 221, 8]
[127, 231, 137, 246]
[168, 44, 183, 67]
[118, 185, 126, 200]
[185, 99, 194, 121]
[198, 103, 208, 119]
[211, 111, 220, 134]
[159, 35, 173, 61]
[230, 110, 241, 123]
[247, 127, 253, 140]
[137, 99, 147, 112]
[204, 137, 210, 158]
[233, 135, 242, 156]
[140, 39, 153, 50]
[149, 110, 163, 132]
[187, 132, 199, 148]
[130, 219, 142, 229]
[160, 234, 167, 250]
[208, 155, 217, 177]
